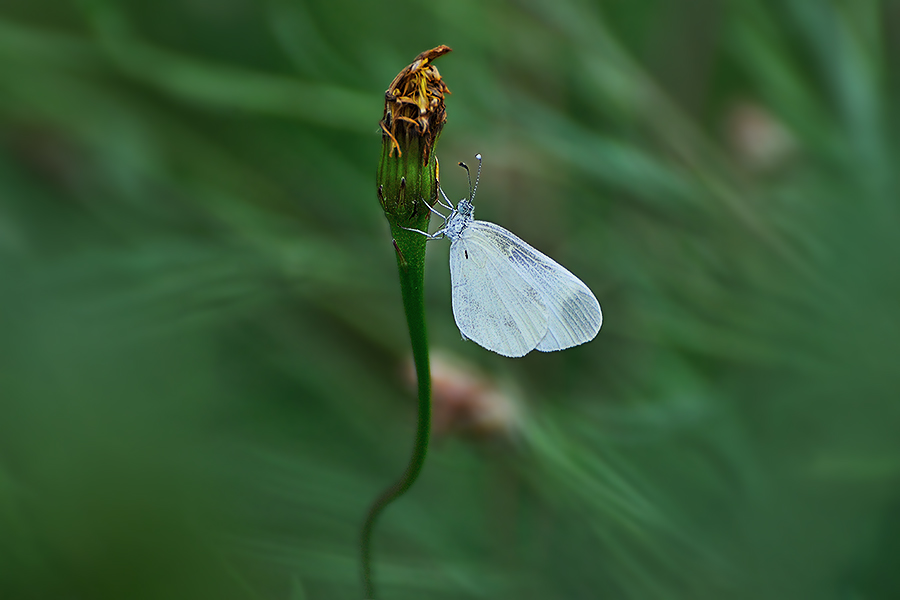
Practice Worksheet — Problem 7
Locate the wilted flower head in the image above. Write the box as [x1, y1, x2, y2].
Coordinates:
[378, 46, 452, 228]
[382, 45, 452, 159]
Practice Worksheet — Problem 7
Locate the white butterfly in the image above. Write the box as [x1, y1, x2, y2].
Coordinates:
[412, 154, 602, 357]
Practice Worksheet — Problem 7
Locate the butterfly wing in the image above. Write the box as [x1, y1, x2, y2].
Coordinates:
[469, 221, 602, 353]
[450, 224, 549, 357]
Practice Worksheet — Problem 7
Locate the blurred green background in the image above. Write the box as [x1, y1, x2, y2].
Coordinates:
[2, 1, 899, 598]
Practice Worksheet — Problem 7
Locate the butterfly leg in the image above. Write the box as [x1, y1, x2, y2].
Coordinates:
[401, 225, 446, 240]
[402, 193, 453, 239]
[437, 186, 456, 211]
[425, 199, 449, 221]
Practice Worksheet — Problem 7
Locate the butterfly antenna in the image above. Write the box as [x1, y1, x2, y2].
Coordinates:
[457, 154, 483, 203]
[458, 160, 473, 200]
[471, 153, 482, 202]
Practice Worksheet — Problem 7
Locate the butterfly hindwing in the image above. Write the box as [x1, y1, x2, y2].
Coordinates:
[450, 224, 549, 357]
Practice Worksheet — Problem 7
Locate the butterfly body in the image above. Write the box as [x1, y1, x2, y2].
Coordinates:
[412, 155, 602, 357]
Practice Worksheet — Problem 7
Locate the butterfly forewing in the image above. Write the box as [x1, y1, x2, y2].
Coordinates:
[468, 221, 602, 353]
[450, 226, 550, 357]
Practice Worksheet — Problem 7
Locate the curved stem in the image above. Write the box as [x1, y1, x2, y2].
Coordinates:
[361, 225, 431, 599]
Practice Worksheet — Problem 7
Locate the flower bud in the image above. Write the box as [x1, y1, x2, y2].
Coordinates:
[377, 45, 452, 230]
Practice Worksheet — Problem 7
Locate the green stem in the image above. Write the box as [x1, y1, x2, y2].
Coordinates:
[361, 225, 431, 599]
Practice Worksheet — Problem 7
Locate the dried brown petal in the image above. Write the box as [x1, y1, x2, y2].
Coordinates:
[381, 45, 452, 160]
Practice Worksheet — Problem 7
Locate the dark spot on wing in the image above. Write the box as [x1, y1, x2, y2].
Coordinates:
[507, 245, 555, 273]
[492, 237, 512, 253]
[509, 247, 526, 265]
[465, 249, 468, 259]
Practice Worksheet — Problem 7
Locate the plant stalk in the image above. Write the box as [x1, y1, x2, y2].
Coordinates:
[360, 45, 450, 598]
[361, 225, 431, 599]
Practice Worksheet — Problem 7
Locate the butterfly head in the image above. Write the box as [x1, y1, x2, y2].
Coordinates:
[456, 198, 475, 218]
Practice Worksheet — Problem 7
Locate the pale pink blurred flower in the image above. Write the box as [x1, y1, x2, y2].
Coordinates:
[725, 100, 797, 172]
[404, 351, 521, 439]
